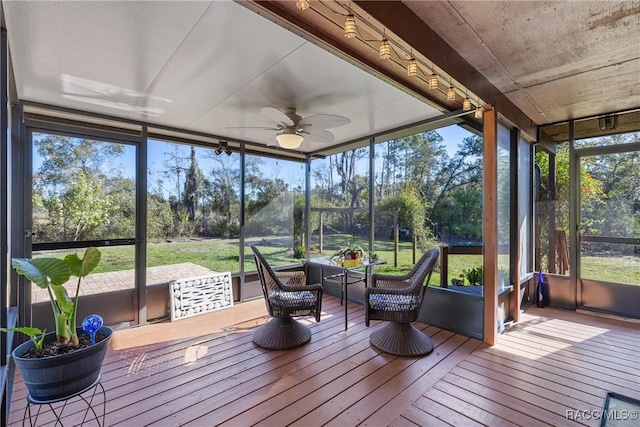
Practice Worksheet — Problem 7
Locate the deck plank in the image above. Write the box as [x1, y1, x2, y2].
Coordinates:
[8, 297, 639, 427]
[394, 406, 452, 427]
[422, 383, 520, 427]
[428, 379, 543, 427]
[354, 336, 482, 427]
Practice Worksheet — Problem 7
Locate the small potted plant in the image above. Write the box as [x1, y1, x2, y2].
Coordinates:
[1, 247, 112, 400]
[461, 266, 483, 286]
[331, 240, 367, 260]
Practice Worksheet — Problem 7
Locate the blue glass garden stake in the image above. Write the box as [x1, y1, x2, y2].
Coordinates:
[82, 314, 103, 345]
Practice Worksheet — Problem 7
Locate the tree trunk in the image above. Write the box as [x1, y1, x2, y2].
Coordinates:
[394, 212, 399, 267]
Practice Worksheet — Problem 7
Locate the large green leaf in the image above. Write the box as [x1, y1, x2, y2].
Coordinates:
[64, 247, 101, 277]
[11, 258, 71, 288]
[0, 326, 44, 337]
[51, 285, 74, 314]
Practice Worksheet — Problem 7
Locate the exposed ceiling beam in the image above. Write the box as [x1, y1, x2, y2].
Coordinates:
[352, 1, 537, 141]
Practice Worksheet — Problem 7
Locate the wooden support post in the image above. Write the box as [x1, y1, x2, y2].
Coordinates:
[483, 108, 498, 346]
[511, 128, 521, 323]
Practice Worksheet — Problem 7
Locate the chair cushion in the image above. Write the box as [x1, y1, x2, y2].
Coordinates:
[270, 290, 317, 308]
[369, 294, 419, 311]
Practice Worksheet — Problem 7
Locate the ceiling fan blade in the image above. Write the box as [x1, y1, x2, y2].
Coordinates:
[298, 114, 350, 129]
[302, 128, 335, 144]
[261, 107, 295, 127]
[224, 126, 280, 131]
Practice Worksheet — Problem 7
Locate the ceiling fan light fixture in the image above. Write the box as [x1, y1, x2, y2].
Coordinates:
[296, 0, 310, 11]
[447, 86, 456, 101]
[463, 96, 472, 111]
[276, 130, 304, 149]
[344, 15, 356, 39]
[598, 115, 618, 132]
[379, 39, 391, 60]
[407, 59, 417, 77]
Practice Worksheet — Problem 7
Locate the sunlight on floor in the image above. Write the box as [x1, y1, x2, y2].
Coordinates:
[497, 312, 614, 361]
[184, 344, 209, 364]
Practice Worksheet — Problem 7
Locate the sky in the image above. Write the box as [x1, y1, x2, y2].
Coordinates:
[33, 123, 475, 195]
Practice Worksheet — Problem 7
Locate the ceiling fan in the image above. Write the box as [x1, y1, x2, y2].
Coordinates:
[228, 107, 350, 149]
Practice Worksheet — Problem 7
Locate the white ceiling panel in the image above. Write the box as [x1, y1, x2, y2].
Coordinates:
[192, 41, 437, 148]
[2, 0, 443, 153]
[126, 1, 307, 126]
[4, 1, 212, 117]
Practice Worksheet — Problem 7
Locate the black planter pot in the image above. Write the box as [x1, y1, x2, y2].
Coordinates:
[12, 326, 112, 401]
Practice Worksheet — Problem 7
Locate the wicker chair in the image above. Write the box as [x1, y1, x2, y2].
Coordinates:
[251, 245, 323, 349]
[365, 248, 439, 356]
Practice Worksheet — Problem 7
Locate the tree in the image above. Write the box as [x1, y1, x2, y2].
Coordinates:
[379, 184, 432, 265]
[147, 194, 176, 240]
[33, 136, 127, 241]
[161, 145, 189, 208]
[206, 152, 240, 237]
[34, 135, 124, 193]
[427, 135, 483, 223]
[183, 146, 203, 222]
[43, 172, 112, 241]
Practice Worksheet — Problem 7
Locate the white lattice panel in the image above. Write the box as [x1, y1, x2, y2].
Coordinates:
[170, 272, 234, 321]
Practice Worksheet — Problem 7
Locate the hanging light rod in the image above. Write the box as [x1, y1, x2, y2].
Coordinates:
[292, 0, 484, 114]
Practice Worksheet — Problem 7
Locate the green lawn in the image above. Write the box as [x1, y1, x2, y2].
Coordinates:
[36, 236, 639, 286]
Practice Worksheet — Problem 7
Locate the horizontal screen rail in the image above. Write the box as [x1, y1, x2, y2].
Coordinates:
[33, 238, 136, 252]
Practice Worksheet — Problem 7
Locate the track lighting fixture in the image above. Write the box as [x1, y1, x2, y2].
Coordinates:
[215, 141, 232, 156]
[463, 97, 472, 111]
[303, 2, 484, 117]
[407, 58, 418, 77]
[379, 39, 391, 60]
[447, 86, 456, 101]
[344, 15, 356, 39]
[428, 73, 438, 90]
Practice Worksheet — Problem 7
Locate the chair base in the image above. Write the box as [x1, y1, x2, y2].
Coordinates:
[253, 317, 312, 350]
[369, 322, 434, 356]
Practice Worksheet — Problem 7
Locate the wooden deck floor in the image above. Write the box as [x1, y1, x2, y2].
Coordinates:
[8, 297, 640, 426]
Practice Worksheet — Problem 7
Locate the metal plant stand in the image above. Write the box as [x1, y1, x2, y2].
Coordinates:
[23, 374, 106, 427]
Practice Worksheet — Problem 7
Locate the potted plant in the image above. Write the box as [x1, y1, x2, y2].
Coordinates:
[461, 266, 483, 286]
[331, 240, 368, 260]
[1, 247, 112, 401]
